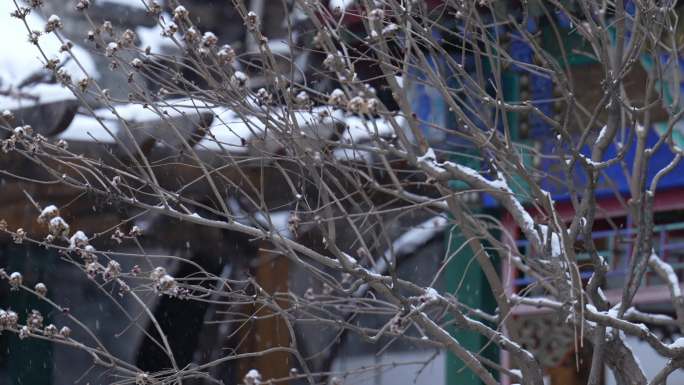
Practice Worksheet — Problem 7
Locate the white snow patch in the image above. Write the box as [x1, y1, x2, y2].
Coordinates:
[197, 108, 262, 153]
[340, 114, 400, 143]
[511, 198, 535, 235]
[136, 21, 177, 54]
[649, 252, 681, 297]
[417, 147, 447, 173]
[670, 338, 684, 349]
[329, 0, 354, 10]
[96, 99, 203, 123]
[333, 147, 372, 162]
[255, 210, 292, 239]
[266, 40, 291, 55]
[538, 224, 564, 258]
[57, 114, 118, 143]
[0, 83, 75, 111]
[382, 23, 399, 35]
[387, 216, 448, 258]
[636, 122, 646, 135]
[417, 148, 437, 163]
[395, 75, 404, 87]
[424, 287, 439, 301]
[101, 0, 147, 9]
[597, 125, 609, 142]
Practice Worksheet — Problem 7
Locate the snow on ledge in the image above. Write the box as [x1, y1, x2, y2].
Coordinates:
[99, 0, 147, 10]
[0, 83, 75, 111]
[57, 114, 118, 143]
[95, 99, 208, 123]
[53, 97, 401, 158]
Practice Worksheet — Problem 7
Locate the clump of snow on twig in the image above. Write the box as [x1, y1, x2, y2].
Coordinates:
[243, 369, 262, 385]
[69, 230, 89, 249]
[37, 205, 59, 224]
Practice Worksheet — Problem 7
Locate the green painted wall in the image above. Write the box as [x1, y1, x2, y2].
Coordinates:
[444, 225, 499, 385]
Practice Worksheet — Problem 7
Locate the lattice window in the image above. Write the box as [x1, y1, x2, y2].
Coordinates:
[512, 212, 684, 297]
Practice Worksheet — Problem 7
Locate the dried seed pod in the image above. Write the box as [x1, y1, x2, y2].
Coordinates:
[48, 216, 70, 237]
[256, 88, 272, 106]
[102, 20, 113, 35]
[135, 372, 152, 385]
[130, 58, 143, 70]
[184, 27, 199, 44]
[218, 45, 235, 65]
[45, 15, 62, 33]
[202, 32, 218, 47]
[0, 310, 7, 328]
[157, 274, 176, 293]
[27, 309, 43, 330]
[34, 282, 47, 297]
[129, 226, 142, 237]
[104, 260, 121, 280]
[230, 71, 248, 89]
[295, 91, 310, 107]
[244, 369, 262, 385]
[368, 8, 384, 21]
[5, 311, 18, 328]
[150, 267, 166, 281]
[19, 325, 30, 339]
[12, 228, 26, 244]
[120, 29, 136, 47]
[173, 5, 188, 21]
[69, 230, 89, 249]
[85, 262, 99, 278]
[76, 0, 90, 11]
[9, 272, 22, 289]
[105, 42, 118, 57]
[59, 325, 71, 338]
[44, 324, 58, 337]
[82, 245, 97, 263]
[246, 11, 258, 31]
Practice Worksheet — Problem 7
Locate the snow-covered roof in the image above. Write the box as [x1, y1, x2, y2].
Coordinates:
[197, 105, 399, 158]
[0, 1, 98, 87]
[341, 114, 401, 143]
[0, 83, 76, 111]
[0, 1, 98, 112]
[0, 2, 399, 159]
[96, 99, 210, 123]
[54, 100, 401, 161]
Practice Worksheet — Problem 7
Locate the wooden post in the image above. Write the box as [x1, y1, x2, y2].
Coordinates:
[237, 242, 291, 383]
